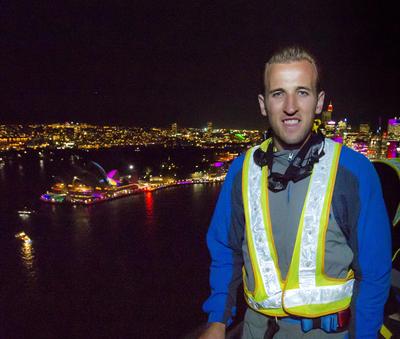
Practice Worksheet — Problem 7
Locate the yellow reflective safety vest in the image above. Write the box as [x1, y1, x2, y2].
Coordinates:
[242, 138, 355, 317]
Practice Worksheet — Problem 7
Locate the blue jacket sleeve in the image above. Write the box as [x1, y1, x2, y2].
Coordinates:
[202, 155, 245, 325]
[348, 151, 392, 338]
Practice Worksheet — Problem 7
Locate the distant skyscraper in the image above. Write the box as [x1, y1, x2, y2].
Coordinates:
[322, 101, 333, 123]
[359, 123, 370, 134]
[171, 122, 178, 135]
[327, 101, 333, 113]
[206, 121, 213, 139]
[207, 121, 213, 133]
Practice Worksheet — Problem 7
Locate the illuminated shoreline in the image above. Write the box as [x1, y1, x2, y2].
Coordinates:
[40, 176, 226, 205]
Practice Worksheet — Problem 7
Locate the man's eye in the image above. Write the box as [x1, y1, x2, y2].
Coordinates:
[271, 92, 283, 98]
[298, 90, 309, 96]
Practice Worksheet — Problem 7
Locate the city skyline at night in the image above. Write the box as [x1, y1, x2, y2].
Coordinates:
[1, 113, 399, 159]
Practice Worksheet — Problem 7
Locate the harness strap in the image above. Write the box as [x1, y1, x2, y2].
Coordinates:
[277, 308, 350, 333]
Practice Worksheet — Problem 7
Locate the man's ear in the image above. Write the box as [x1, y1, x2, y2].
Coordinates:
[258, 94, 267, 117]
[315, 91, 325, 115]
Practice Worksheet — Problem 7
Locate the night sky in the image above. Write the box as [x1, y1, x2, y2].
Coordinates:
[1, 1, 398, 130]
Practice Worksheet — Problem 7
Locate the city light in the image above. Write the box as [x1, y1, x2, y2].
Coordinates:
[1, 118, 399, 166]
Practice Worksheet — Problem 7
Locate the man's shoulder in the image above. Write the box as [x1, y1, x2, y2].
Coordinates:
[222, 153, 246, 190]
[227, 151, 247, 173]
[333, 143, 383, 200]
[339, 143, 369, 162]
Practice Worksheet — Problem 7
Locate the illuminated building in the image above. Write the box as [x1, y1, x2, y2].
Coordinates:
[0, 125, 31, 150]
[337, 119, 348, 136]
[324, 120, 336, 138]
[321, 101, 333, 123]
[205, 121, 213, 140]
[386, 140, 400, 159]
[171, 122, 178, 135]
[359, 123, 370, 134]
[320, 102, 336, 139]
[368, 135, 383, 160]
[352, 140, 368, 156]
[388, 117, 400, 138]
[40, 160, 140, 205]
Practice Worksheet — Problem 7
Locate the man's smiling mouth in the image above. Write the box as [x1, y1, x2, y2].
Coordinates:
[282, 119, 301, 125]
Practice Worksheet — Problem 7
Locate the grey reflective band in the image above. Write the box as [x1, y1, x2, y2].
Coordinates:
[247, 146, 282, 302]
[284, 280, 354, 308]
[298, 139, 335, 289]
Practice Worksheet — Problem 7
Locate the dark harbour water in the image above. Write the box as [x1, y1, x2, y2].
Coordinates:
[0, 147, 237, 339]
[3, 147, 399, 338]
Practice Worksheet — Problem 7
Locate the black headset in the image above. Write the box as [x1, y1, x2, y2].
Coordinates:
[253, 132, 325, 192]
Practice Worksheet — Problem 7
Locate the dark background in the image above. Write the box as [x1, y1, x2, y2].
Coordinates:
[1, 1, 398, 130]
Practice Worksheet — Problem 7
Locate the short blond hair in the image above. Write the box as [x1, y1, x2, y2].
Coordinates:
[263, 46, 321, 93]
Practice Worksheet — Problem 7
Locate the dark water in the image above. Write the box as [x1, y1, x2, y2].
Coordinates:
[0, 148, 224, 339]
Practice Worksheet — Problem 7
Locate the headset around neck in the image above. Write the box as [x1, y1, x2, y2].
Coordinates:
[253, 132, 325, 192]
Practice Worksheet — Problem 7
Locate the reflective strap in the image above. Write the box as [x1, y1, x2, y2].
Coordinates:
[284, 279, 354, 308]
[380, 324, 393, 339]
[285, 140, 355, 307]
[246, 292, 282, 310]
[298, 139, 336, 289]
[246, 145, 282, 305]
[280, 317, 301, 324]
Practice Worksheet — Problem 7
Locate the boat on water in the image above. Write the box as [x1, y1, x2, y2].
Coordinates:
[14, 231, 32, 244]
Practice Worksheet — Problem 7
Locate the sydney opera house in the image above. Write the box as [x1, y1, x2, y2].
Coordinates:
[41, 159, 141, 205]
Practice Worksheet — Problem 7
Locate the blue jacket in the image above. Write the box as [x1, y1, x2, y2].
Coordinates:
[203, 144, 391, 338]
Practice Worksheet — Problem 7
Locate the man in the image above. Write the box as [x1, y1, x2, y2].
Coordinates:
[200, 46, 391, 338]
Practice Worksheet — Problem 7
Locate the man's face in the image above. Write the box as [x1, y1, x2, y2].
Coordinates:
[258, 60, 325, 151]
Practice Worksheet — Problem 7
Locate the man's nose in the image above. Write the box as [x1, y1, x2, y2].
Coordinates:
[283, 94, 298, 115]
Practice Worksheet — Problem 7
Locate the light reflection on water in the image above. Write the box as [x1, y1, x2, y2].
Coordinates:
[143, 191, 157, 241]
[39, 159, 44, 172]
[144, 191, 154, 219]
[0, 168, 5, 182]
[20, 240, 36, 281]
[72, 208, 92, 246]
[192, 183, 203, 193]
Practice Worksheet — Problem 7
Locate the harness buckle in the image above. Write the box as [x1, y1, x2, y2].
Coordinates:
[300, 308, 351, 333]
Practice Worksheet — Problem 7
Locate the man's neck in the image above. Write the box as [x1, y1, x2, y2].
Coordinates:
[273, 133, 312, 152]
